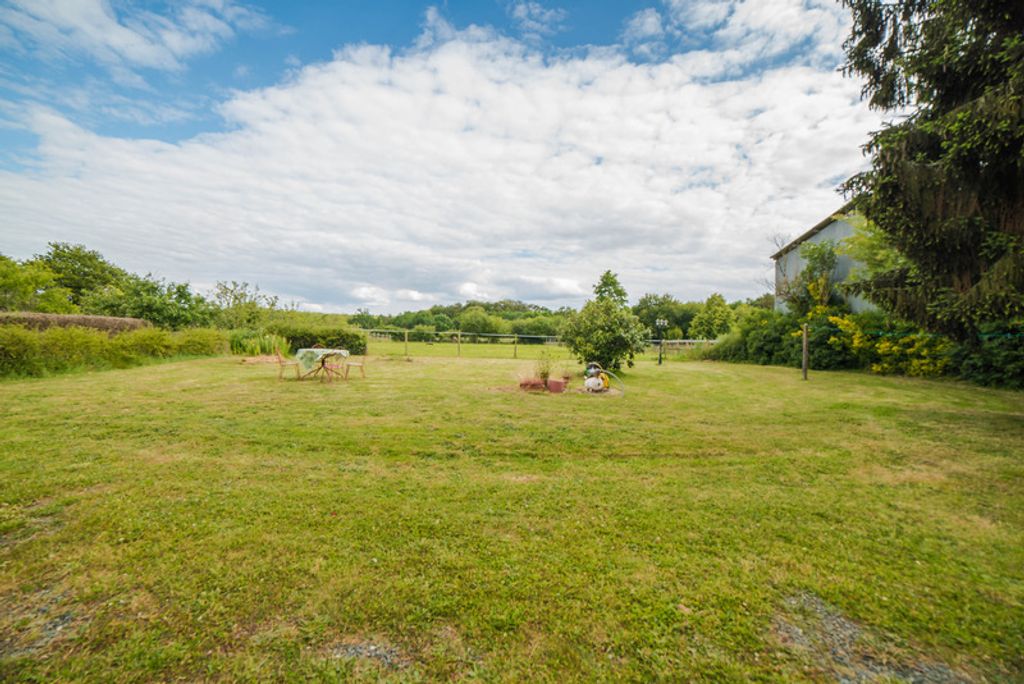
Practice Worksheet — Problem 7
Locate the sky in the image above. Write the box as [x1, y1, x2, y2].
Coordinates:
[0, 0, 887, 313]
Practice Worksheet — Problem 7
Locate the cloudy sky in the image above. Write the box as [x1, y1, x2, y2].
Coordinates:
[0, 0, 886, 313]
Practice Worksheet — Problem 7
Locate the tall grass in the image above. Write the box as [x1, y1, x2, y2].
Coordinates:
[228, 329, 291, 356]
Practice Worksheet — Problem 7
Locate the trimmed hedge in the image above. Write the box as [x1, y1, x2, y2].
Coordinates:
[265, 323, 367, 355]
[0, 311, 150, 333]
[0, 325, 228, 378]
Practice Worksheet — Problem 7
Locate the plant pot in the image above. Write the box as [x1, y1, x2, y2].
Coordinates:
[520, 378, 546, 391]
[546, 378, 566, 393]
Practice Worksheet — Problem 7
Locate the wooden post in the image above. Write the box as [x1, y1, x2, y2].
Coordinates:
[802, 323, 809, 380]
[404, 329, 409, 359]
[457, 331, 462, 357]
[513, 334, 518, 359]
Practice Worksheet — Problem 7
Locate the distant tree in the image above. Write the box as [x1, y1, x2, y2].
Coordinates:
[82, 275, 216, 329]
[746, 293, 775, 310]
[510, 315, 560, 339]
[689, 293, 734, 340]
[349, 308, 377, 329]
[840, 0, 1024, 341]
[593, 270, 628, 306]
[432, 313, 455, 332]
[457, 306, 508, 334]
[0, 255, 76, 313]
[560, 298, 649, 370]
[30, 242, 127, 306]
[212, 281, 278, 329]
[632, 293, 702, 337]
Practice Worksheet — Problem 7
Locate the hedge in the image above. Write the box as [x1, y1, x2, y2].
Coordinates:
[0, 325, 228, 378]
[0, 311, 150, 333]
[265, 323, 367, 355]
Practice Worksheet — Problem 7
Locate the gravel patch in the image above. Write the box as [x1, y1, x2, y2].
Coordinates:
[327, 641, 409, 669]
[773, 592, 970, 683]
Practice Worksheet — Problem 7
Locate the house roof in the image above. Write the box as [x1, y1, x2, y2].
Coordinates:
[770, 200, 855, 261]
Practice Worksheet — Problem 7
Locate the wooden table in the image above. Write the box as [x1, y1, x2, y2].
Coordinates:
[295, 348, 349, 382]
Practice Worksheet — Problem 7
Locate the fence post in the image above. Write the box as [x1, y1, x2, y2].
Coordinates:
[802, 324, 809, 380]
[457, 331, 461, 357]
[404, 330, 409, 359]
[513, 334, 518, 359]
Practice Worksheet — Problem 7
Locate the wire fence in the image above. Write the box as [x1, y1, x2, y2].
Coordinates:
[358, 328, 716, 360]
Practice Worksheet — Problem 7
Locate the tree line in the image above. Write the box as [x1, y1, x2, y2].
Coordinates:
[0, 245, 771, 343]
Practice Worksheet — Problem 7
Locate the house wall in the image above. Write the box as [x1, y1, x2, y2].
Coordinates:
[774, 218, 874, 314]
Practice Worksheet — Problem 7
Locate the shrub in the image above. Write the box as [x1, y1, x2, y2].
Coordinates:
[265, 323, 367, 355]
[0, 325, 43, 376]
[174, 329, 229, 356]
[802, 309, 860, 371]
[510, 315, 560, 341]
[409, 325, 437, 342]
[39, 326, 111, 373]
[560, 299, 649, 370]
[0, 324, 228, 378]
[0, 311, 149, 333]
[828, 312, 953, 377]
[955, 320, 1024, 389]
[705, 330, 746, 362]
[706, 309, 800, 366]
[109, 328, 176, 365]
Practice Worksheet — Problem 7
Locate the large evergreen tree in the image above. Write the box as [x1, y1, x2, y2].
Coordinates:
[841, 0, 1024, 341]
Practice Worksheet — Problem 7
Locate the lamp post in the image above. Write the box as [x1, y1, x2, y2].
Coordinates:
[656, 318, 668, 365]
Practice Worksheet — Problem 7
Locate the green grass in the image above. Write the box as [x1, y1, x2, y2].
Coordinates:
[0, 354, 1021, 681]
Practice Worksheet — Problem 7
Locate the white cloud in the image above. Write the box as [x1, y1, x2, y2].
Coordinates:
[662, 0, 731, 31]
[396, 289, 435, 302]
[0, 7, 885, 312]
[0, 0, 269, 82]
[622, 8, 667, 59]
[623, 8, 665, 42]
[662, 0, 846, 68]
[352, 286, 390, 307]
[507, 1, 567, 38]
[457, 283, 491, 300]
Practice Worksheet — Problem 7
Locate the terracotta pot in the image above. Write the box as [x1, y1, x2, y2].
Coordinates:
[520, 378, 545, 390]
[546, 378, 566, 393]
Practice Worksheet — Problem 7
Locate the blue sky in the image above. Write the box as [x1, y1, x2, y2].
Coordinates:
[0, 0, 885, 312]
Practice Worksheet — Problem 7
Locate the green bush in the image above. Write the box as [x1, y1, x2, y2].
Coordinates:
[39, 326, 110, 373]
[510, 315, 560, 341]
[111, 328, 176, 363]
[0, 325, 44, 376]
[707, 309, 800, 366]
[955, 320, 1024, 389]
[705, 330, 746, 362]
[409, 325, 437, 343]
[0, 324, 228, 378]
[174, 329, 229, 356]
[265, 323, 367, 355]
[803, 309, 860, 371]
[560, 299, 649, 370]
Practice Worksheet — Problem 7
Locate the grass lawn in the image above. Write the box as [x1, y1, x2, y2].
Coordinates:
[1, 353, 1022, 681]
